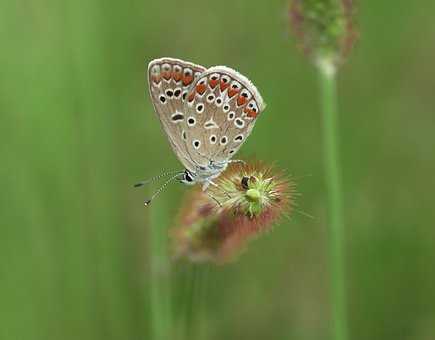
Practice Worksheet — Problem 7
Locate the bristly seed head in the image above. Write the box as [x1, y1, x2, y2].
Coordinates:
[209, 162, 292, 219]
[170, 162, 296, 264]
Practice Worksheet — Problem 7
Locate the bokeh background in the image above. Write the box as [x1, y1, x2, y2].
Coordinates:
[1, 1, 435, 339]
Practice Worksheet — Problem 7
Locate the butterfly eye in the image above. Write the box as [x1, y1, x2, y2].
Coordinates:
[209, 135, 217, 144]
[229, 149, 235, 155]
[162, 63, 171, 71]
[227, 111, 235, 121]
[198, 78, 207, 85]
[159, 94, 166, 104]
[184, 170, 194, 183]
[184, 68, 192, 76]
[165, 89, 174, 97]
[181, 90, 188, 101]
[182, 130, 187, 140]
[223, 104, 230, 112]
[220, 136, 228, 145]
[173, 88, 182, 98]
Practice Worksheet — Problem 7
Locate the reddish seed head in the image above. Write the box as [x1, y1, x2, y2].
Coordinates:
[171, 162, 296, 264]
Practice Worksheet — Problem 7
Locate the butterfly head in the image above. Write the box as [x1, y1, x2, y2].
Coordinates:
[180, 160, 229, 187]
[180, 169, 197, 185]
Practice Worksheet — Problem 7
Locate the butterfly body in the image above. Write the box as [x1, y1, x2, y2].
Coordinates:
[147, 58, 265, 189]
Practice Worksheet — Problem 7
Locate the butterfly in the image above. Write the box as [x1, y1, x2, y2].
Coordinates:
[141, 57, 265, 204]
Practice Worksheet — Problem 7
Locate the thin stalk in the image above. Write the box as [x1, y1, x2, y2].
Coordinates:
[318, 62, 348, 340]
[149, 202, 172, 340]
[184, 265, 198, 340]
[180, 264, 209, 340]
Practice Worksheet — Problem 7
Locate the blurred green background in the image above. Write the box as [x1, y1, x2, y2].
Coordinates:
[1, 0, 435, 339]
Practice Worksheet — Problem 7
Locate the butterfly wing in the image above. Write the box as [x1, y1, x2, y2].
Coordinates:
[147, 58, 206, 171]
[182, 66, 265, 166]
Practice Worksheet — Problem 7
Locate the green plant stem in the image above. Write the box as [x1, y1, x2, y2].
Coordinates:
[149, 203, 172, 340]
[318, 63, 348, 340]
[184, 265, 198, 340]
[180, 264, 209, 340]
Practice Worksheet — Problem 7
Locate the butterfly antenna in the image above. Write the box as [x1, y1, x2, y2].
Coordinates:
[133, 170, 182, 188]
[144, 172, 183, 206]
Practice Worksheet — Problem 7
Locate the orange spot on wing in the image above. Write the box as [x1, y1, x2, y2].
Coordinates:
[196, 83, 207, 95]
[183, 75, 193, 86]
[173, 70, 182, 82]
[209, 78, 219, 88]
[162, 70, 171, 80]
[228, 88, 240, 98]
[151, 75, 161, 84]
[237, 95, 247, 106]
[220, 80, 230, 91]
[187, 92, 195, 102]
[244, 107, 258, 118]
[247, 110, 258, 118]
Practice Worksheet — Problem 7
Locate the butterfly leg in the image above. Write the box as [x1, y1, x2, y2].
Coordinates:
[193, 150, 230, 170]
[202, 181, 210, 191]
[206, 191, 223, 207]
[227, 159, 246, 165]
